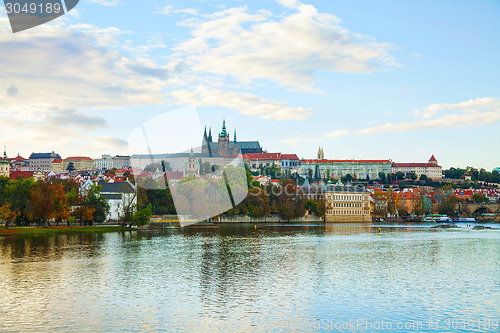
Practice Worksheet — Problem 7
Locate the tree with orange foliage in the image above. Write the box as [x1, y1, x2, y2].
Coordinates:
[30, 181, 55, 227]
[0, 203, 20, 229]
[52, 183, 70, 226]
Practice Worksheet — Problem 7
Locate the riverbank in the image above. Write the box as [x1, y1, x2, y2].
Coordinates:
[0, 226, 134, 237]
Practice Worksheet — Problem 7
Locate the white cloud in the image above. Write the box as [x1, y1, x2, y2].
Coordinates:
[324, 97, 500, 138]
[88, 0, 120, 6]
[0, 16, 172, 156]
[170, 85, 311, 121]
[174, 3, 401, 92]
[157, 5, 200, 16]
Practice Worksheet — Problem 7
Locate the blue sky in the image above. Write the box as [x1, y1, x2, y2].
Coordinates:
[0, 0, 499, 170]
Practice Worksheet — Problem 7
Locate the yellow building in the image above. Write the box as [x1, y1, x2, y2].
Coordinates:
[51, 159, 64, 173]
[324, 185, 372, 222]
[63, 157, 95, 171]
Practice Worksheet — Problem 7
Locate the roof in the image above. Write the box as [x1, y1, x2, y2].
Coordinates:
[245, 153, 281, 161]
[165, 171, 183, 180]
[100, 193, 123, 200]
[302, 159, 392, 164]
[9, 170, 34, 179]
[64, 156, 93, 161]
[208, 141, 262, 150]
[52, 159, 63, 163]
[392, 163, 441, 168]
[325, 185, 369, 193]
[29, 152, 61, 159]
[429, 155, 437, 162]
[99, 180, 136, 194]
[281, 154, 299, 160]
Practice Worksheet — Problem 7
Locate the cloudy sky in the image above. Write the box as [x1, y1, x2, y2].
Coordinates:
[0, 0, 499, 170]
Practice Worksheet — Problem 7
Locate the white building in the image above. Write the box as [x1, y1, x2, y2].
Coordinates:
[392, 155, 443, 180]
[29, 152, 62, 171]
[98, 180, 137, 220]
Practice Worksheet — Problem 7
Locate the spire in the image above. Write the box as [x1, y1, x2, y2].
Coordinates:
[220, 119, 228, 137]
[1, 147, 8, 165]
[208, 127, 212, 142]
[234, 129, 237, 142]
[203, 126, 207, 140]
[190, 147, 195, 158]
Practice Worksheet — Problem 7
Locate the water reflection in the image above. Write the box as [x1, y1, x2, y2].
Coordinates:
[0, 225, 499, 332]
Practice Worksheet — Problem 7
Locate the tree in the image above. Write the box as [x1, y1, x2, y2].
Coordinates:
[372, 191, 388, 218]
[5, 177, 35, 226]
[132, 204, 152, 227]
[0, 203, 20, 229]
[30, 181, 55, 227]
[378, 172, 387, 183]
[86, 183, 110, 225]
[51, 183, 70, 226]
[395, 172, 405, 181]
[69, 189, 95, 226]
[420, 174, 428, 181]
[343, 174, 353, 183]
[117, 192, 137, 227]
[66, 162, 76, 172]
[438, 194, 458, 216]
[471, 193, 489, 203]
[409, 172, 418, 181]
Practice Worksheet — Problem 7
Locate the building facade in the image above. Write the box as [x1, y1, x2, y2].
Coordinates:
[299, 159, 392, 180]
[324, 185, 372, 222]
[63, 157, 95, 171]
[94, 155, 131, 170]
[392, 155, 443, 179]
[29, 152, 61, 171]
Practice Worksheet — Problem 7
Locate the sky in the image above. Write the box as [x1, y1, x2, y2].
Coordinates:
[0, 0, 499, 170]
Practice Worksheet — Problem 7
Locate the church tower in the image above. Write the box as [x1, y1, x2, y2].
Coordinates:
[317, 146, 324, 160]
[0, 148, 10, 178]
[202, 127, 208, 153]
[218, 120, 230, 155]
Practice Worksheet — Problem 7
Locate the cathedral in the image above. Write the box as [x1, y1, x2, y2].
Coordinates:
[202, 120, 263, 156]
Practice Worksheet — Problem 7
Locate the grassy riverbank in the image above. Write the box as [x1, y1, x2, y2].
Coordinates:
[0, 226, 133, 237]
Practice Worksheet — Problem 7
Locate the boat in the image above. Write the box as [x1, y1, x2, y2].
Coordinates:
[451, 217, 476, 223]
[436, 216, 453, 223]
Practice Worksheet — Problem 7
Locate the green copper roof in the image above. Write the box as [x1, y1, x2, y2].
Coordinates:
[220, 120, 229, 137]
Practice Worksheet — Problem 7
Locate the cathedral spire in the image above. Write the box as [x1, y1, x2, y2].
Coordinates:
[234, 129, 237, 142]
[220, 119, 228, 137]
[208, 127, 212, 142]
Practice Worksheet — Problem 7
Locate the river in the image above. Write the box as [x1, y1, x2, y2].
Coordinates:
[1, 223, 499, 332]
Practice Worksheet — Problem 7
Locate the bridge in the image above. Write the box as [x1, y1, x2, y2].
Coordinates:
[460, 202, 500, 221]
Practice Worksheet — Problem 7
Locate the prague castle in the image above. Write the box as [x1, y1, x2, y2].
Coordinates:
[202, 120, 263, 157]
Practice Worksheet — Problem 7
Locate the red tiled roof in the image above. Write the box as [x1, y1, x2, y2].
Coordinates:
[429, 155, 437, 162]
[164, 171, 183, 180]
[52, 159, 63, 163]
[9, 171, 34, 179]
[392, 163, 441, 167]
[245, 153, 282, 161]
[302, 159, 391, 164]
[280, 154, 299, 160]
[8, 156, 26, 162]
[64, 156, 93, 161]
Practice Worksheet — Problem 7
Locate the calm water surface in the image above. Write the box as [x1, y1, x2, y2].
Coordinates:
[0, 223, 499, 332]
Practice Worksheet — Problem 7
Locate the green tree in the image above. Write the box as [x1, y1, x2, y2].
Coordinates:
[132, 204, 152, 226]
[66, 162, 76, 172]
[86, 183, 110, 225]
[471, 193, 489, 203]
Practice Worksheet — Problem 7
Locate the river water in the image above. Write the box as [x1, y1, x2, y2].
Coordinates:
[0, 223, 499, 332]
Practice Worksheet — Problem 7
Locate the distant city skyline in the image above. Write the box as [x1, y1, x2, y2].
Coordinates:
[1, 0, 499, 170]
